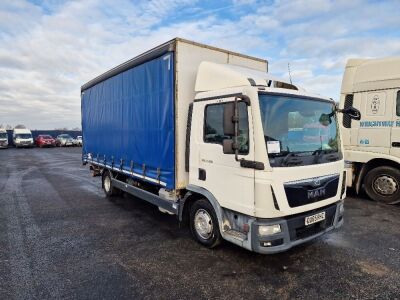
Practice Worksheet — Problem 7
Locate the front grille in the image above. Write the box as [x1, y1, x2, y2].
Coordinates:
[284, 174, 339, 207]
[288, 204, 336, 241]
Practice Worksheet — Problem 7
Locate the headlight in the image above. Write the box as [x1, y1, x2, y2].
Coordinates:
[258, 224, 281, 235]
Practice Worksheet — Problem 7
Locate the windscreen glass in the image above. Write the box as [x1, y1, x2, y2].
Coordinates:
[0, 133, 7, 139]
[15, 134, 32, 139]
[259, 93, 340, 167]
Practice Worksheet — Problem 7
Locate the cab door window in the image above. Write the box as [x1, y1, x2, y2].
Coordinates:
[396, 91, 400, 116]
[204, 102, 249, 154]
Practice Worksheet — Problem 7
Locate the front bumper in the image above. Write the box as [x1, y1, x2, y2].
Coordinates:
[251, 201, 344, 254]
[15, 142, 33, 147]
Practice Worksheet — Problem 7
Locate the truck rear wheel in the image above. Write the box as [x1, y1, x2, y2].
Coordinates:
[102, 170, 120, 198]
[190, 199, 221, 248]
[364, 166, 400, 204]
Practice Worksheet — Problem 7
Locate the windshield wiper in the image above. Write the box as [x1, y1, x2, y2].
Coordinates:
[281, 152, 303, 167]
[269, 150, 289, 158]
[312, 149, 339, 163]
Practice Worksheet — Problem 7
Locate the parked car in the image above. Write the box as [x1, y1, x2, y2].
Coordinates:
[35, 135, 56, 147]
[76, 136, 83, 146]
[72, 137, 79, 147]
[0, 128, 8, 149]
[56, 134, 74, 147]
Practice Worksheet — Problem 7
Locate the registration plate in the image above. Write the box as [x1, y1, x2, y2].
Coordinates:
[305, 212, 326, 226]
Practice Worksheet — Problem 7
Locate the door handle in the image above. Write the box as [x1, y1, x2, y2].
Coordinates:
[392, 142, 400, 148]
[198, 169, 206, 181]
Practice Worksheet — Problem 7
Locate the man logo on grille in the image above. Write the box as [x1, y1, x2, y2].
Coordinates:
[308, 187, 326, 200]
[312, 178, 321, 187]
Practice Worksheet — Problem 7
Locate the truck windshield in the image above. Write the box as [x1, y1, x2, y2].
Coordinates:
[15, 134, 32, 139]
[259, 93, 340, 167]
[0, 133, 7, 139]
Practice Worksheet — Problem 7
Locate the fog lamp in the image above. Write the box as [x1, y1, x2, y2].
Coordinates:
[258, 224, 281, 236]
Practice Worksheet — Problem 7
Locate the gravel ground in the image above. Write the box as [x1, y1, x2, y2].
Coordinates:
[0, 147, 399, 300]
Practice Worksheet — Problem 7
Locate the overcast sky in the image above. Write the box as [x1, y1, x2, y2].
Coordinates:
[1, 0, 400, 129]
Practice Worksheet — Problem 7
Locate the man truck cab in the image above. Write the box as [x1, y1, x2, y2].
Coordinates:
[0, 128, 8, 149]
[13, 128, 34, 148]
[340, 57, 400, 204]
[82, 38, 360, 253]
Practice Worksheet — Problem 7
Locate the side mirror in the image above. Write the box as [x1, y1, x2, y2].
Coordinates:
[336, 105, 361, 121]
[223, 102, 235, 136]
[223, 139, 236, 154]
[343, 106, 361, 121]
[319, 113, 332, 126]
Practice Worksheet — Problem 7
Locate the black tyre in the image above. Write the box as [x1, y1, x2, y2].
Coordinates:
[364, 166, 400, 204]
[102, 170, 120, 198]
[190, 199, 221, 248]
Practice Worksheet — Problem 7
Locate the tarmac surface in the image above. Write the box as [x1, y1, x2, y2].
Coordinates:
[0, 147, 399, 300]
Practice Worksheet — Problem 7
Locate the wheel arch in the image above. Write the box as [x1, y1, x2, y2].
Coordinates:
[356, 158, 400, 194]
[180, 185, 224, 231]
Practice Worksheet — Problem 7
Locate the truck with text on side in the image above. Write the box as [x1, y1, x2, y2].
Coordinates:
[81, 38, 360, 254]
[340, 57, 400, 204]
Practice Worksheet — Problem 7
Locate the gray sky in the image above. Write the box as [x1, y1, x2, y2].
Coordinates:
[1, 0, 400, 129]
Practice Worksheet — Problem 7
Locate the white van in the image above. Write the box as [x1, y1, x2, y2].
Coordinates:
[13, 128, 34, 148]
[340, 57, 400, 204]
[0, 128, 8, 149]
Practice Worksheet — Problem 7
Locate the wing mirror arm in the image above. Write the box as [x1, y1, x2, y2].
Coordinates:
[222, 95, 264, 170]
[335, 104, 361, 121]
[223, 95, 250, 161]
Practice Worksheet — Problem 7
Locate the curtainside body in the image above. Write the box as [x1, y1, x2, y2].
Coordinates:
[82, 38, 266, 191]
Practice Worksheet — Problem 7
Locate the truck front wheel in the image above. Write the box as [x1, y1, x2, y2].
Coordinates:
[190, 199, 221, 248]
[364, 166, 400, 204]
[102, 170, 120, 198]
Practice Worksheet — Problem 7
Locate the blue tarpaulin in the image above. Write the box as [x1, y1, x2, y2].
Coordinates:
[82, 52, 175, 189]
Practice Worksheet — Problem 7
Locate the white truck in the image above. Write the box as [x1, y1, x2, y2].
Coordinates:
[340, 57, 400, 204]
[0, 128, 8, 149]
[82, 38, 360, 253]
[13, 128, 34, 148]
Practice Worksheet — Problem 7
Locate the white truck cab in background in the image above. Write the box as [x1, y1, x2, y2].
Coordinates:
[13, 128, 34, 148]
[340, 57, 400, 204]
[0, 128, 8, 149]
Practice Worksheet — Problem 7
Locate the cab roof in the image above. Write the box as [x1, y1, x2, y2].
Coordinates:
[195, 61, 299, 92]
[343, 57, 400, 93]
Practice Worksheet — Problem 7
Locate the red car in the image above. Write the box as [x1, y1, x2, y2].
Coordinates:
[35, 135, 56, 147]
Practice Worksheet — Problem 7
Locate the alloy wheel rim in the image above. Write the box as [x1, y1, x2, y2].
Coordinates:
[194, 209, 213, 240]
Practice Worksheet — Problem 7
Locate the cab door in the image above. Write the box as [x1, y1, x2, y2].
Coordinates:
[390, 89, 400, 158]
[357, 90, 392, 154]
[189, 96, 255, 216]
